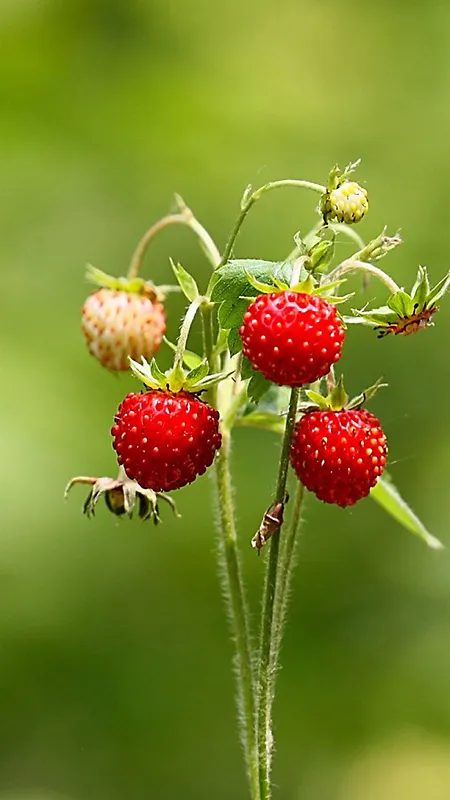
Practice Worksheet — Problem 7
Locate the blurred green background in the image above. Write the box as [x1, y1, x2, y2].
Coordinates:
[2, 1, 450, 798]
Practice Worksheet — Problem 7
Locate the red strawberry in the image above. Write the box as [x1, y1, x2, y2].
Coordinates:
[290, 408, 387, 507]
[82, 288, 166, 371]
[239, 292, 344, 386]
[112, 390, 222, 492]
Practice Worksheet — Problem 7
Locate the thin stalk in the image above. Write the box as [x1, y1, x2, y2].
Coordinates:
[173, 296, 205, 371]
[213, 433, 260, 800]
[219, 179, 325, 269]
[127, 202, 220, 280]
[200, 303, 259, 800]
[257, 387, 300, 800]
[325, 258, 401, 294]
[268, 481, 305, 691]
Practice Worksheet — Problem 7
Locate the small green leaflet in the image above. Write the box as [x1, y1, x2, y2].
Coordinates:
[370, 475, 443, 550]
[170, 259, 199, 302]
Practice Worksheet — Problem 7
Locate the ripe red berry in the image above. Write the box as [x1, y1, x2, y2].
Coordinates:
[290, 408, 388, 507]
[82, 289, 166, 371]
[239, 292, 345, 386]
[111, 390, 222, 492]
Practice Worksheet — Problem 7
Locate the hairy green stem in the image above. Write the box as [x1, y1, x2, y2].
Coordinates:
[257, 387, 300, 800]
[127, 201, 220, 280]
[325, 258, 401, 294]
[213, 434, 260, 799]
[269, 481, 305, 687]
[173, 296, 205, 371]
[200, 301, 259, 799]
[219, 179, 325, 269]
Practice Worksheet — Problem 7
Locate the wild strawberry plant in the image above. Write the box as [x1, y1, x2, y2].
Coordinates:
[66, 161, 448, 800]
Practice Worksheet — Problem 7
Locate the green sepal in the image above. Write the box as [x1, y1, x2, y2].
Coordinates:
[129, 357, 166, 389]
[425, 269, 450, 306]
[243, 270, 280, 294]
[163, 337, 203, 370]
[346, 377, 387, 410]
[129, 355, 231, 394]
[370, 473, 443, 550]
[293, 231, 308, 256]
[387, 291, 415, 318]
[170, 258, 199, 302]
[189, 370, 234, 392]
[185, 359, 210, 384]
[304, 374, 385, 413]
[326, 159, 361, 193]
[308, 236, 335, 274]
[290, 273, 315, 294]
[349, 305, 400, 329]
[304, 390, 329, 410]
[410, 265, 429, 311]
[85, 264, 173, 299]
[327, 375, 348, 410]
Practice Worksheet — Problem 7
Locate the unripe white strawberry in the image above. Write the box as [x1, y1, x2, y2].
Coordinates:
[322, 180, 368, 225]
[82, 287, 166, 371]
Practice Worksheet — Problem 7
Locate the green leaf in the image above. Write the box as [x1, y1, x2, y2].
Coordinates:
[387, 291, 415, 318]
[227, 327, 243, 357]
[170, 258, 199, 302]
[236, 411, 285, 435]
[426, 269, 450, 306]
[218, 297, 249, 331]
[370, 475, 443, 550]
[240, 356, 254, 381]
[248, 371, 272, 402]
[163, 337, 203, 370]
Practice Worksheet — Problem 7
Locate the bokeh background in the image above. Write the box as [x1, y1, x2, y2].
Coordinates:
[2, 1, 450, 798]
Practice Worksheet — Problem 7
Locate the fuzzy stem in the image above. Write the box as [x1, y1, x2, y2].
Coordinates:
[213, 433, 260, 799]
[173, 296, 205, 372]
[127, 202, 220, 280]
[268, 480, 305, 695]
[219, 180, 325, 269]
[325, 258, 401, 294]
[257, 387, 300, 800]
[200, 300, 259, 799]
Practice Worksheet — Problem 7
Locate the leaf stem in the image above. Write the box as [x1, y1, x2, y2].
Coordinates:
[325, 258, 401, 295]
[219, 179, 325, 269]
[257, 387, 300, 800]
[127, 199, 220, 280]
